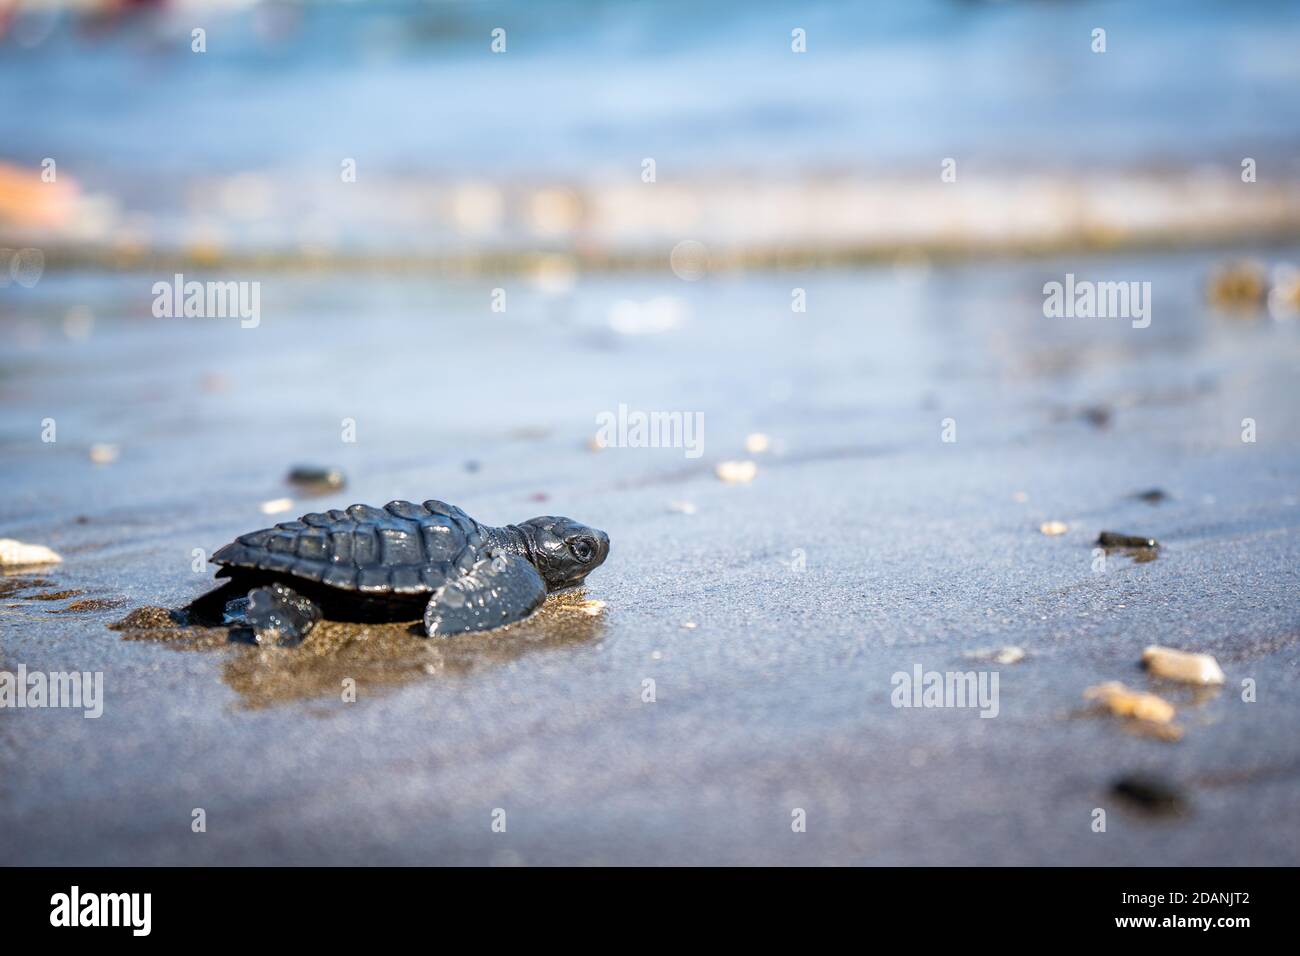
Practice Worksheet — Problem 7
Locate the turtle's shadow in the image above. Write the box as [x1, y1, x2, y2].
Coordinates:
[114, 590, 607, 710]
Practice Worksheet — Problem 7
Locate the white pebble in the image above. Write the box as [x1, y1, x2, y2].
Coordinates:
[1142, 645, 1225, 686]
[0, 539, 63, 567]
[715, 460, 758, 484]
[89, 443, 119, 464]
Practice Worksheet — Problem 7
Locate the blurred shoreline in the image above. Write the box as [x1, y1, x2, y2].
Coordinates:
[8, 169, 1300, 276]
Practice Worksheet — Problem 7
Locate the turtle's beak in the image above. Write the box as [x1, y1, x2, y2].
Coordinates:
[595, 529, 610, 565]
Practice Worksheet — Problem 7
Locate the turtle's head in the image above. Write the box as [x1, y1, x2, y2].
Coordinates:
[517, 516, 610, 590]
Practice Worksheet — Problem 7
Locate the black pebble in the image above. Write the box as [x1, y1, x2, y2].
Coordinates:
[1079, 405, 1113, 428]
[286, 465, 346, 494]
[1112, 773, 1188, 815]
[1098, 530, 1159, 549]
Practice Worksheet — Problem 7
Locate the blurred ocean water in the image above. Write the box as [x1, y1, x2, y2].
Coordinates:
[4, 0, 1300, 177]
[3, 0, 1300, 259]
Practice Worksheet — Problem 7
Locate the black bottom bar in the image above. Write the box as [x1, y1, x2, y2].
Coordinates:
[1, 866, 1285, 941]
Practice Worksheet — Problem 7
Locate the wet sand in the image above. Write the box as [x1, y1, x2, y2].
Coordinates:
[1, 246, 1298, 864]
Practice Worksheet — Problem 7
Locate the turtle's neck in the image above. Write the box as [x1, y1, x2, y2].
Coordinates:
[483, 524, 533, 564]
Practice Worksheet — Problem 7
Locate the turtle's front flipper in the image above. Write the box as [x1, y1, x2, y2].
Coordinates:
[423, 551, 547, 638]
[245, 583, 322, 647]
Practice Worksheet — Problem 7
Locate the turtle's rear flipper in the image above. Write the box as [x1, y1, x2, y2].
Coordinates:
[183, 579, 248, 626]
[423, 551, 547, 638]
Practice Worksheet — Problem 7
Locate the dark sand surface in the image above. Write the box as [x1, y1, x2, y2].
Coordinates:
[2, 247, 1298, 864]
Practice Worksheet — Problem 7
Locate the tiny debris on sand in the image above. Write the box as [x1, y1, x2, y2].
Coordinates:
[744, 432, 771, 454]
[1084, 681, 1176, 724]
[1039, 520, 1068, 536]
[964, 645, 1026, 664]
[53, 597, 129, 614]
[108, 605, 183, 631]
[715, 460, 758, 484]
[0, 539, 63, 567]
[89, 443, 120, 464]
[0, 576, 53, 599]
[1142, 645, 1226, 686]
[1270, 263, 1300, 314]
[259, 497, 294, 515]
[28, 589, 84, 601]
[1112, 773, 1189, 816]
[1206, 259, 1268, 308]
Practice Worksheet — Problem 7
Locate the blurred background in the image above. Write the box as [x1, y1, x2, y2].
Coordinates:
[3, 0, 1300, 268]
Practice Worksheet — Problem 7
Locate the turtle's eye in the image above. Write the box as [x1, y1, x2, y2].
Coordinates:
[569, 538, 593, 562]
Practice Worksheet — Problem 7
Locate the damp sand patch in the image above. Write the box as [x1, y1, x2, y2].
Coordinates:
[109, 590, 606, 710]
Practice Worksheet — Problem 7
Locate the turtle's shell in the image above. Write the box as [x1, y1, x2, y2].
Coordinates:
[211, 500, 488, 595]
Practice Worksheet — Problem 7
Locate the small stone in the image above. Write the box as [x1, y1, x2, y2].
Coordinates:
[1084, 681, 1176, 724]
[744, 432, 771, 454]
[1039, 520, 1069, 536]
[1141, 645, 1225, 686]
[1111, 773, 1188, 815]
[245, 583, 320, 647]
[259, 497, 294, 515]
[0, 538, 62, 567]
[89, 443, 119, 464]
[964, 646, 1026, 664]
[1207, 260, 1267, 308]
[286, 465, 345, 495]
[1269, 263, 1300, 316]
[1133, 488, 1169, 504]
[1079, 405, 1112, 428]
[715, 460, 758, 484]
[200, 372, 229, 393]
[1098, 530, 1159, 549]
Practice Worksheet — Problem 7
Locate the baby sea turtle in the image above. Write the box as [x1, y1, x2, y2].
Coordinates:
[202, 500, 609, 640]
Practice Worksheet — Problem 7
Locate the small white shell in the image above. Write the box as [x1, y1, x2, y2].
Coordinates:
[1084, 681, 1176, 724]
[1142, 645, 1225, 686]
[0, 538, 63, 567]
